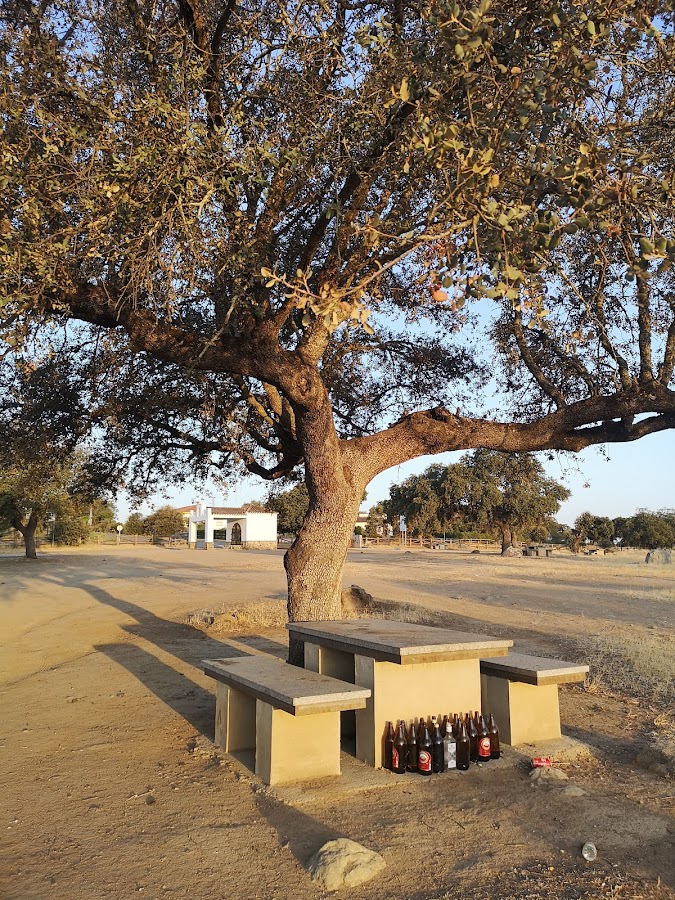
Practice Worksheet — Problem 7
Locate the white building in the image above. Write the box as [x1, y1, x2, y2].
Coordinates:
[187, 503, 277, 550]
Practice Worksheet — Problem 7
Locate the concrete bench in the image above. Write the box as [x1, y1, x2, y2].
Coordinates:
[203, 656, 371, 785]
[480, 653, 589, 745]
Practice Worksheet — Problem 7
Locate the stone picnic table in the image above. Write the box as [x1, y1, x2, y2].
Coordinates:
[286, 619, 513, 768]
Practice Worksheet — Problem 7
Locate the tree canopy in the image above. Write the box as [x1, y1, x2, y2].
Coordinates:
[384, 450, 570, 550]
[0, 353, 96, 556]
[2, 0, 675, 640]
[265, 483, 310, 534]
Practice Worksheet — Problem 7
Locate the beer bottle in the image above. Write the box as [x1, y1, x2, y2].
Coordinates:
[384, 721, 395, 770]
[443, 718, 457, 770]
[418, 721, 432, 776]
[477, 714, 491, 762]
[440, 714, 448, 738]
[431, 717, 444, 774]
[417, 715, 426, 742]
[466, 712, 479, 762]
[488, 714, 501, 759]
[393, 721, 407, 773]
[407, 720, 418, 772]
[456, 723, 470, 770]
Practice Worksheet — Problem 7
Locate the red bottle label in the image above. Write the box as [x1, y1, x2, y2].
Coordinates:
[479, 737, 491, 759]
[418, 750, 432, 772]
[392, 747, 399, 769]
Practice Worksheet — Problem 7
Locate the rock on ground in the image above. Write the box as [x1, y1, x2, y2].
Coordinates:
[306, 838, 386, 891]
[644, 548, 672, 564]
[529, 766, 569, 785]
[502, 546, 522, 557]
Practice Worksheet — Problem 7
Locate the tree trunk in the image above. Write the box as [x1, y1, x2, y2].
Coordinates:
[283, 392, 366, 664]
[284, 493, 361, 663]
[499, 524, 513, 555]
[14, 512, 38, 559]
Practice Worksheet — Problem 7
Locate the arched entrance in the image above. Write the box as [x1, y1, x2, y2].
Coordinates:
[231, 523, 242, 545]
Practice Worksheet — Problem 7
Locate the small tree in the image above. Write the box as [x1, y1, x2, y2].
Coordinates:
[456, 452, 571, 553]
[124, 512, 146, 535]
[0, 459, 84, 558]
[142, 506, 185, 537]
[265, 484, 310, 535]
[570, 512, 614, 551]
[365, 503, 386, 539]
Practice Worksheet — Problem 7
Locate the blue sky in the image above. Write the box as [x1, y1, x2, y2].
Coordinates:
[117, 427, 674, 527]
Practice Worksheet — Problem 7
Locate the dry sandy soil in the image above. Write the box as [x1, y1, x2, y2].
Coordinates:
[1, 544, 673, 900]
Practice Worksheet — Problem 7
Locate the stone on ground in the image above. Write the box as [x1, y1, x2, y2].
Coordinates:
[502, 545, 522, 557]
[644, 548, 672, 564]
[306, 838, 386, 891]
[529, 766, 568, 785]
[562, 785, 587, 797]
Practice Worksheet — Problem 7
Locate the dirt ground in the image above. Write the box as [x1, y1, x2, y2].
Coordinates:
[1, 544, 673, 900]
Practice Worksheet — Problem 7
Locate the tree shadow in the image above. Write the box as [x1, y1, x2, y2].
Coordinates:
[96, 641, 219, 735]
[255, 792, 344, 870]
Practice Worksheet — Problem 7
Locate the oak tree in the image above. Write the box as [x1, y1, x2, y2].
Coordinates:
[2, 0, 675, 656]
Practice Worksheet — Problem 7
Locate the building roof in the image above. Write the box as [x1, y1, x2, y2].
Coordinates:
[210, 507, 274, 516]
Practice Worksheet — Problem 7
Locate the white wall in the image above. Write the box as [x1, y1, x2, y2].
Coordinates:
[242, 513, 277, 541]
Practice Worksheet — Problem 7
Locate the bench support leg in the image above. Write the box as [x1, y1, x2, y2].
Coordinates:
[255, 701, 341, 785]
[214, 683, 256, 752]
[305, 643, 356, 740]
[481, 675, 561, 745]
[354, 655, 482, 768]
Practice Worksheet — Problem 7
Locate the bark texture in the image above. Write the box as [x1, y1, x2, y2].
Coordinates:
[13, 512, 38, 560]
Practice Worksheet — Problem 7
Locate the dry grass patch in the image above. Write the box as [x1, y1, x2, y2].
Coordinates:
[579, 628, 675, 706]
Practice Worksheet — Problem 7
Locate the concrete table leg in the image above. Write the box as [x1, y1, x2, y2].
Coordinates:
[481, 675, 561, 744]
[254, 701, 341, 785]
[354, 655, 483, 768]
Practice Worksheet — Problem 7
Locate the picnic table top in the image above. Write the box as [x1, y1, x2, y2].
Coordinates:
[203, 655, 371, 715]
[286, 619, 513, 665]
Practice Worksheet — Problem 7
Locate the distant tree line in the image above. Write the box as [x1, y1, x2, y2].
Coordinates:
[381, 451, 570, 555]
[571, 510, 675, 551]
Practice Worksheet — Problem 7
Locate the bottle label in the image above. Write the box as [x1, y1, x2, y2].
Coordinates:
[392, 747, 399, 769]
[446, 745, 457, 769]
[418, 750, 432, 772]
[479, 737, 491, 759]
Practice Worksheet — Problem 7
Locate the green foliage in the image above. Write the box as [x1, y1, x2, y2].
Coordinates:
[0, 0, 674, 600]
[569, 511, 615, 550]
[265, 484, 310, 534]
[124, 512, 146, 535]
[385, 451, 570, 550]
[365, 503, 386, 539]
[53, 517, 90, 545]
[613, 510, 675, 549]
[141, 506, 185, 537]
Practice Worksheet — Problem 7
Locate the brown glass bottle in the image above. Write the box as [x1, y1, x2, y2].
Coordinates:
[417, 715, 427, 742]
[407, 720, 418, 771]
[456, 723, 470, 770]
[488, 713, 501, 759]
[418, 721, 432, 776]
[431, 717, 444, 774]
[384, 721, 395, 770]
[392, 721, 407, 773]
[477, 714, 491, 762]
[466, 712, 479, 762]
